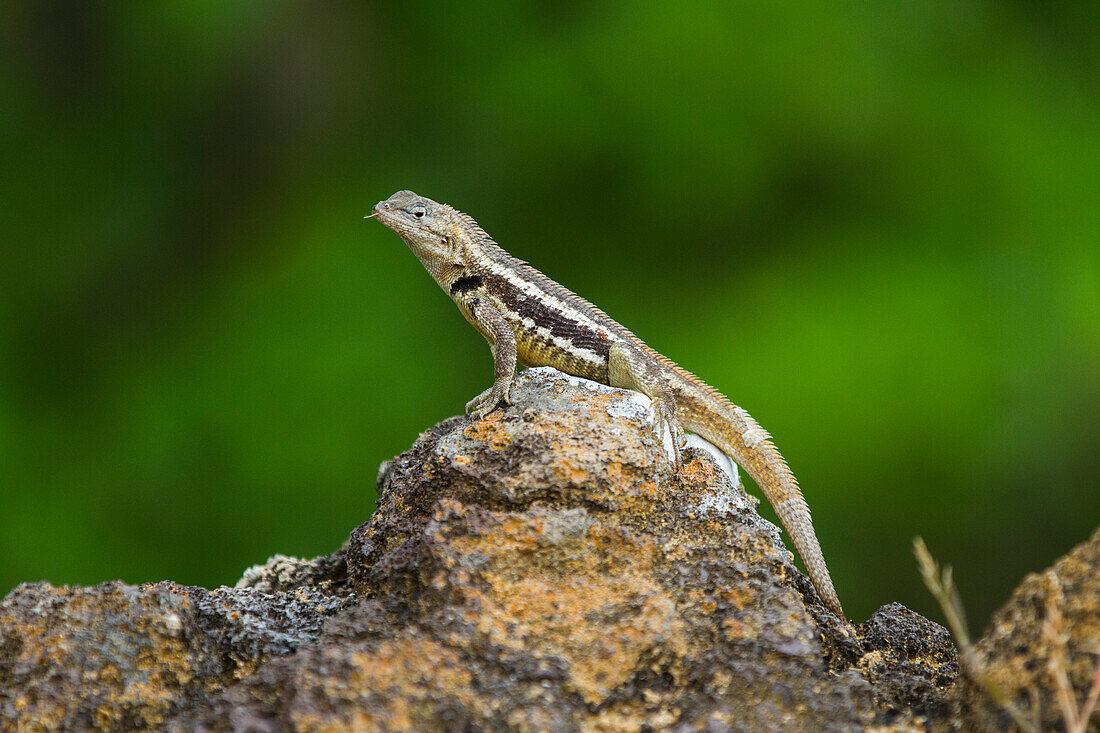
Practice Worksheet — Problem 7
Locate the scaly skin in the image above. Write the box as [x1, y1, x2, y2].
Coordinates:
[370, 190, 845, 618]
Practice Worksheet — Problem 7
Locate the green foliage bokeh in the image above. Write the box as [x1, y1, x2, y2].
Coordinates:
[1, 1, 1097, 628]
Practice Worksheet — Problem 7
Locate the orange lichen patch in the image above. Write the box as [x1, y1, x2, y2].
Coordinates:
[678, 456, 718, 484]
[348, 639, 468, 694]
[446, 511, 566, 558]
[293, 638, 474, 732]
[447, 520, 683, 705]
[107, 642, 194, 724]
[583, 704, 680, 732]
[715, 585, 755, 611]
[292, 711, 381, 733]
[600, 460, 647, 496]
[553, 455, 590, 485]
[585, 389, 634, 416]
[480, 519, 658, 578]
[0, 585, 202, 731]
[612, 479, 664, 516]
[865, 724, 929, 733]
[462, 416, 513, 449]
[474, 570, 686, 705]
[483, 513, 546, 552]
[721, 617, 747, 640]
[293, 708, 406, 733]
[452, 454, 472, 466]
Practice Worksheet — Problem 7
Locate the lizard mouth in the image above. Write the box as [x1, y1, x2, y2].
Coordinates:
[371, 201, 413, 233]
[373, 215, 437, 255]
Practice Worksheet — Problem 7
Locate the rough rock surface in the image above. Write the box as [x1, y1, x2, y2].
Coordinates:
[1, 367, 1090, 731]
[951, 525, 1100, 732]
[0, 562, 354, 730]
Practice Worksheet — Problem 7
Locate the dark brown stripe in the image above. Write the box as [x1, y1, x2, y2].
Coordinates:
[450, 275, 484, 294]
[488, 274, 611, 359]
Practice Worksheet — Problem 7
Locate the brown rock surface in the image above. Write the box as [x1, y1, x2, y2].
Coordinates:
[12, 366, 1070, 732]
[0, 565, 353, 730]
[951, 525, 1100, 732]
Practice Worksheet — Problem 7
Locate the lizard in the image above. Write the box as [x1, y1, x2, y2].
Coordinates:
[369, 190, 845, 618]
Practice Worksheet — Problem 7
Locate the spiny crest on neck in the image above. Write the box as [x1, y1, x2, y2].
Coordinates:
[449, 206, 641, 346]
[454, 210, 496, 246]
[453, 209, 528, 273]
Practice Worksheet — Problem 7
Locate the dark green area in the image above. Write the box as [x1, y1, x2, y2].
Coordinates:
[1, 1, 1097, 628]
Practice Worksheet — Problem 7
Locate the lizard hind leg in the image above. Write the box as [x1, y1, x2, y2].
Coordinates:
[609, 343, 684, 465]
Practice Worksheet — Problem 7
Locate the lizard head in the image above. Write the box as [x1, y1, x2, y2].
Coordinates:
[371, 190, 466, 282]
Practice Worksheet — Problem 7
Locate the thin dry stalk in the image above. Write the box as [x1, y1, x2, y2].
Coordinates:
[1078, 657, 1100, 732]
[913, 536, 1038, 733]
[1042, 572, 1100, 733]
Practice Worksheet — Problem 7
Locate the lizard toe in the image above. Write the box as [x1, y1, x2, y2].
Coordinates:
[465, 387, 493, 415]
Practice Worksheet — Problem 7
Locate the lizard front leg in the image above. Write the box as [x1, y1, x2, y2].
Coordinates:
[465, 297, 518, 419]
[609, 342, 685, 465]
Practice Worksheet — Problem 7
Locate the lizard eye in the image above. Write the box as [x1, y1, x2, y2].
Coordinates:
[407, 204, 428, 219]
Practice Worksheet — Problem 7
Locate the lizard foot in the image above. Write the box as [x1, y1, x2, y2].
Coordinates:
[465, 385, 511, 420]
[651, 394, 684, 466]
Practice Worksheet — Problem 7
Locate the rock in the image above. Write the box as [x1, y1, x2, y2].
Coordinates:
[856, 603, 959, 723]
[0, 576, 354, 730]
[952, 525, 1100, 732]
[0, 367, 983, 731]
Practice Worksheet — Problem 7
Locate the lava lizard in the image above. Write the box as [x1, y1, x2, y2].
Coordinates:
[370, 190, 845, 618]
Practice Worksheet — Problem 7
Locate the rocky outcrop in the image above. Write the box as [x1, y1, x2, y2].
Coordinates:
[951, 524, 1100, 732]
[0, 367, 1092, 731]
[0, 559, 353, 730]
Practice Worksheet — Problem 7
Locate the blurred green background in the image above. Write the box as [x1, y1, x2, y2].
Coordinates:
[1, 1, 1097, 630]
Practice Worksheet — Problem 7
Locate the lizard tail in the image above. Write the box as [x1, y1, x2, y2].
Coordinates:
[668, 369, 845, 619]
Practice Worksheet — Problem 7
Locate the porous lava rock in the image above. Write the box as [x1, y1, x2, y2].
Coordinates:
[15, 366, 1085, 731]
[950, 525, 1100, 732]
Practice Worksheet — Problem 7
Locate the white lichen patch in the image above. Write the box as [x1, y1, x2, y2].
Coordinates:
[695, 484, 749, 516]
[235, 554, 304, 589]
[605, 392, 653, 423]
[158, 612, 183, 637]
